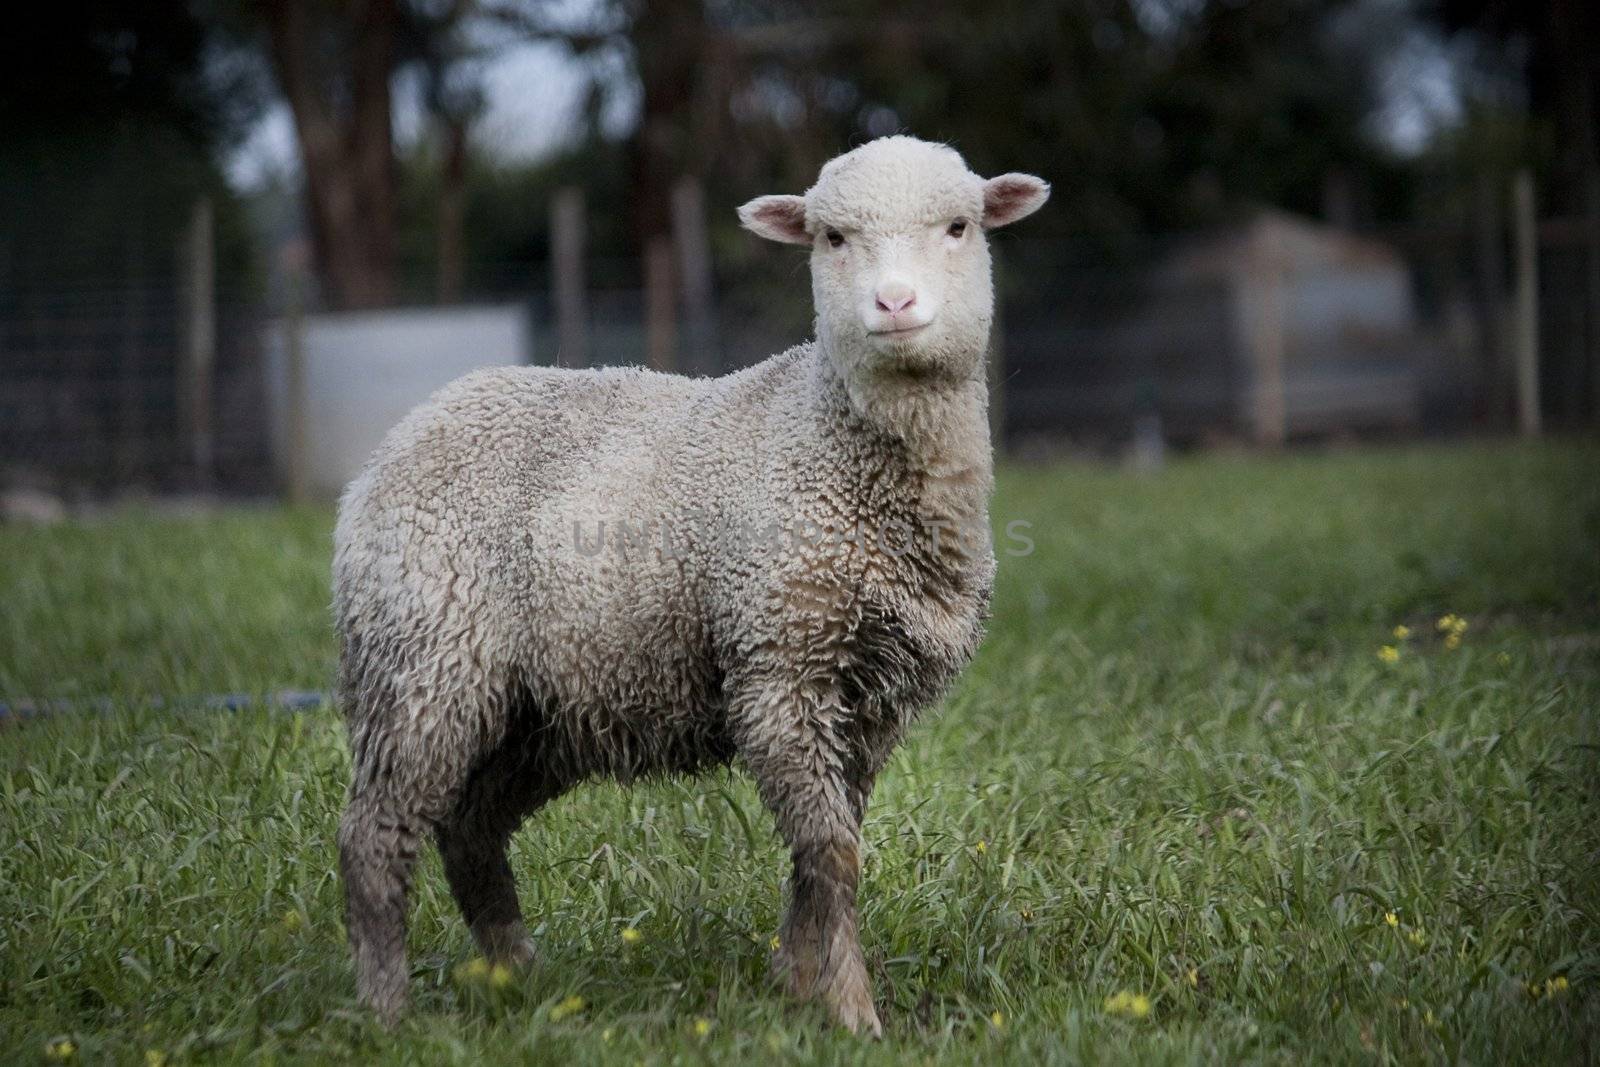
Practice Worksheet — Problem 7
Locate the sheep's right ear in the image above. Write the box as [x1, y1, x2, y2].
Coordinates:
[738, 195, 811, 245]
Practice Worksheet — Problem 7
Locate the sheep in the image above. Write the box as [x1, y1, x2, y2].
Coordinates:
[332, 135, 1049, 1036]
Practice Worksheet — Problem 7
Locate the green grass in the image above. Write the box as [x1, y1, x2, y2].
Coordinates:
[2, 440, 1598, 1064]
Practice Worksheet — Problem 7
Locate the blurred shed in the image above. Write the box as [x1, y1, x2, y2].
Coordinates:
[263, 304, 532, 499]
[1004, 210, 1429, 447]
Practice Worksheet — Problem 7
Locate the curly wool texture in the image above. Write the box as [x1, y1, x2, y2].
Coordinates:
[336, 138, 999, 801]
[332, 136, 1047, 1032]
[334, 345, 993, 792]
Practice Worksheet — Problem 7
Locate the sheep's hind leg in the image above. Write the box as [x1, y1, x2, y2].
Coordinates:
[340, 686, 497, 1023]
[339, 786, 426, 1025]
[436, 736, 566, 965]
[737, 690, 883, 1038]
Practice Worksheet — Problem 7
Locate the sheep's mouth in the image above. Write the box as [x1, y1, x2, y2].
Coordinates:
[868, 322, 934, 340]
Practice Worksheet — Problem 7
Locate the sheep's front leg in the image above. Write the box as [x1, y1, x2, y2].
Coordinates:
[778, 828, 878, 1036]
[737, 686, 882, 1038]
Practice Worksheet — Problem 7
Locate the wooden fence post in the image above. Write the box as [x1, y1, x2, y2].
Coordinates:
[550, 187, 588, 368]
[672, 176, 719, 376]
[180, 197, 216, 485]
[1511, 170, 1541, 437]
[644, 237, 677, 372]
[1472, 174, 1508, 424]
[119, 228, 144, 483]
[1250, 224, 1288, 447]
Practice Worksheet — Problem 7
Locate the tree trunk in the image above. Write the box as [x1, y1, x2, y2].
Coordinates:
[264, 0, 398, 310]
[437, 116, 469, 303]
[627, 0, 707, 249]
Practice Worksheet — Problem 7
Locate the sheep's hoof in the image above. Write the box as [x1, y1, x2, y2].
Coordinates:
[474, 922, 537, 967]
[494, 936, 537, 968]
[826, 984, 883, 1039]
[361, 989, 408, 1029]
[772, 938, 881, 1037]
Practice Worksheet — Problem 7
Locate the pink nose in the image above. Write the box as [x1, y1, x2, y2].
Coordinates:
[875, 283, 916, 315]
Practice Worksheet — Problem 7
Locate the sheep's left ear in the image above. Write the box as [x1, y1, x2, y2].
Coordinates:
[981, 174, 1050, 229]
[738, 195, 810, 245]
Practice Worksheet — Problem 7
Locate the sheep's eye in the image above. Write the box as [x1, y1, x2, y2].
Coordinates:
[826, 229, 845, 248]
[947, 219, 968, 238]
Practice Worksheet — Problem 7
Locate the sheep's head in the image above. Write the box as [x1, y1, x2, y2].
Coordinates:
[739, 136, 1048, 384]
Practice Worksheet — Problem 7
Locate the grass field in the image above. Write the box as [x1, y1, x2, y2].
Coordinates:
[2, 441, 1597, 1064]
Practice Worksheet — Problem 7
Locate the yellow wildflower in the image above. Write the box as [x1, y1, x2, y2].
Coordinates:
[1545, 976, 1569, 997]
[550, 994, 587, 1021]
[1384, 912, 1399, 928]
[43, 1040, 77, 1061]
[975, 840, 987, 855]
[1393, 624, 1411, 640]
[1407, 928, 1427, 948]
[1444, 633, 1462, 650]
[1104, 991, 1152, 1018]
[990, 1010, 1005, 1028]
[692, 1017, 713, 1037]
[1186, 967, 1199, 989]
[1423, 1010, 1439, 1029]
[770, 935, 781, 952]
[489, 963, 514, 989]
[621, 926, 643, 945]
[454, 957, 490, 983]
[1378, 645, 1400, 664]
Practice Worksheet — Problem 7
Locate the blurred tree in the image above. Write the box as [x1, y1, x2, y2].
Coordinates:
[237, 0, 538, 308]
[800, 0, 1406, 238]
[257, 0, 403, 309]
[374, 0, 1424, 300]
[412, 0, 488, 303]
[544, 0, 1410, 255]
[628, 0, 707, 246]
[1430, 0, 1598, 213]
[0, 0, 265, 292]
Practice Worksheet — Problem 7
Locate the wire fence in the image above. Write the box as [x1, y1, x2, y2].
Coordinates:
[1, 275, 273, 495]
[3, 208, 1597, 500]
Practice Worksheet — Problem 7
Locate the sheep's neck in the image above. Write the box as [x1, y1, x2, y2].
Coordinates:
[813, 343, 995, 521]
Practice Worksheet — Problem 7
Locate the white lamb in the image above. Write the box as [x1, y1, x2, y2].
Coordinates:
[332, 135, 1049, 1035]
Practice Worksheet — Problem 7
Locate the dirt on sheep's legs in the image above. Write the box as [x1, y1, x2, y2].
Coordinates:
[738, 691, 883, 1037]
[436, 822, 534, 966]
[339, 791, 424, 1024]
[775, 833, 881, 1037]
[436, 744, 566, 966]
